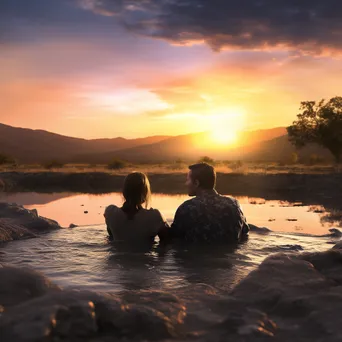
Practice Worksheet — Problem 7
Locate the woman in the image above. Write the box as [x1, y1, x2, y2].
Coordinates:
[104, 172, 169, 244]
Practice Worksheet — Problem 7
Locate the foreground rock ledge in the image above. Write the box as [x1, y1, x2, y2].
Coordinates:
[0, 202, 60, 243]
[1, 244, 342, 341]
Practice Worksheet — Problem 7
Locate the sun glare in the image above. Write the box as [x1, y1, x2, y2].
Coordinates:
[211, 128, 237, 145]
[208, 110, 244, 147]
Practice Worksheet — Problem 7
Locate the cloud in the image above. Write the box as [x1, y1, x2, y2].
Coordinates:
[80, 88, 171, 115]
[0, 0, 115, 44]
[5, 0, 341, 55]
[81, 0, 342, 55]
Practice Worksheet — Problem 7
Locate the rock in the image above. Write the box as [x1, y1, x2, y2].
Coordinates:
[2, 248, 342, 341]
[231, 253, 331, 309]
[300, 249, 342, 284]
[0, 203, 60, 243]
[0, 202, 38, 219]
[0, 267, 182, 342]
[0, 178, 4, 191]
[68, 224, 78, 228]
[222, 250, 342, 341]
[248, 224, 272, 234]
[121, 290, 186, 327]
[0, 292, 98, 342]
[237, 310, 277, 337]
[328, 228, 342, 237]
[333, 241, 342, 250]
[0, 267, 61, 308]
[0, 219, 36, 243]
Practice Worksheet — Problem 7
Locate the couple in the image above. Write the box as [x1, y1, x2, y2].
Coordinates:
[104, 163, 249, 245]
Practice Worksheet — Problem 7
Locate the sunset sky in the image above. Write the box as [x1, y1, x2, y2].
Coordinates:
[1, 0, 342, 139]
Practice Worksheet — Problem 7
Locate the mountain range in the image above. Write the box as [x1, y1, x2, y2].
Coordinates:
[0, 123, 332, 164]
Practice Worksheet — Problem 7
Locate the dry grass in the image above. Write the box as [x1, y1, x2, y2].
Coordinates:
[0, 162, 339, 175]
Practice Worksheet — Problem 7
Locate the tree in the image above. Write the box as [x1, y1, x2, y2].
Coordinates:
[43, 160, 65, 169]
[287, 97, 342, 164]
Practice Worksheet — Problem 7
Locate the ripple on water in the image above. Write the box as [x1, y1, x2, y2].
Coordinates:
[1, 224, 338, 293]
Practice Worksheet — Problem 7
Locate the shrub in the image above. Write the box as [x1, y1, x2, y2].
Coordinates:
[230, 160, 243, 170]
[198, 156, 215, 165]
[291, 152, 299, 164]
[0, 153, 17, 166]
[107, 159, 127, 170]
[308, 154, 324, 165]
[43, 160, 65, 169]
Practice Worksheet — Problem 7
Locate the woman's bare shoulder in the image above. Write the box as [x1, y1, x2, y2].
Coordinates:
[148, 208, 166, 221]
[104, 205, 120, 217]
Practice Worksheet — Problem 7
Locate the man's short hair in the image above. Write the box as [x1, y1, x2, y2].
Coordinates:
[189, 163, 216, 189]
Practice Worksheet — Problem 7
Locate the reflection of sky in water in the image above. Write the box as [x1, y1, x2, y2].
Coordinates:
[0, 192, 339, 235]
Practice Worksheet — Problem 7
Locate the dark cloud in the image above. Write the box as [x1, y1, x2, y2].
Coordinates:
[82, 0, 342, 54]
[2, 0, 342, 54]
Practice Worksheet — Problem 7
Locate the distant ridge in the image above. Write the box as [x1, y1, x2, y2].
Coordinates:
[0, 123, 331, 163]
[73, 127, 289, 163]
[0, 123, 169, 163]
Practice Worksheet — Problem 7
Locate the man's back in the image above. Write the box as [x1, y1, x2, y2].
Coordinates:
[170, 190, 249, 243]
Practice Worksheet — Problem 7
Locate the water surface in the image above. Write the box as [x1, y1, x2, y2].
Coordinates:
[0, 192, 338, 234]
[0, 192, 340, 294]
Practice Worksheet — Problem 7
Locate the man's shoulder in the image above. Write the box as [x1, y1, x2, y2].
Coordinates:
[176, 198, 198, 213]
[218, 195, 239, 205]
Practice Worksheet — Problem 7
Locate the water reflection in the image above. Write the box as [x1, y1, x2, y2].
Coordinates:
[104, 242, 163, 291]
[170, 243, 243, 291]
[0, 192, 340, 235]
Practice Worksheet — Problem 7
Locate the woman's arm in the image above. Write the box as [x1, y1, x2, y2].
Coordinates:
[104, 205, 117, 240]
[158, 221, 171, 243]
[153, 209, 171, 243]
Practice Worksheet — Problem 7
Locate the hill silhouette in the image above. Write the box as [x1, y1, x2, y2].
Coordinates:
[72, 127, 288, 163]
[0, 124, 331, 164]
[237, 135, 332, 162]
[0, 123, 169, 163]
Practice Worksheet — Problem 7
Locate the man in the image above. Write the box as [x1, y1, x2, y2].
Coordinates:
[170, 163, 249, 243]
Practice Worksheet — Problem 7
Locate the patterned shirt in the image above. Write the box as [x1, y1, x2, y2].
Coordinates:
[170, 190, 249, 243]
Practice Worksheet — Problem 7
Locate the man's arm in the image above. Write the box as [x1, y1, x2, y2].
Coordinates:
[233, 199, 250, 236]
[157, 222, 170, 243]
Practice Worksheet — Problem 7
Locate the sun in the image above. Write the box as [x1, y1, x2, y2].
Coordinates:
[208, 110, 244, 147]
[211, 128, 237, 145]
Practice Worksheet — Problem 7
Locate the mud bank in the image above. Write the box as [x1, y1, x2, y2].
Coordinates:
[0, 203, 60, 243]
[1, 171, 342, 209]
[1, 244, 342, 341]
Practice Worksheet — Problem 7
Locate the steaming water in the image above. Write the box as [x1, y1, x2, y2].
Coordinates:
[0, 192, 340, 293]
